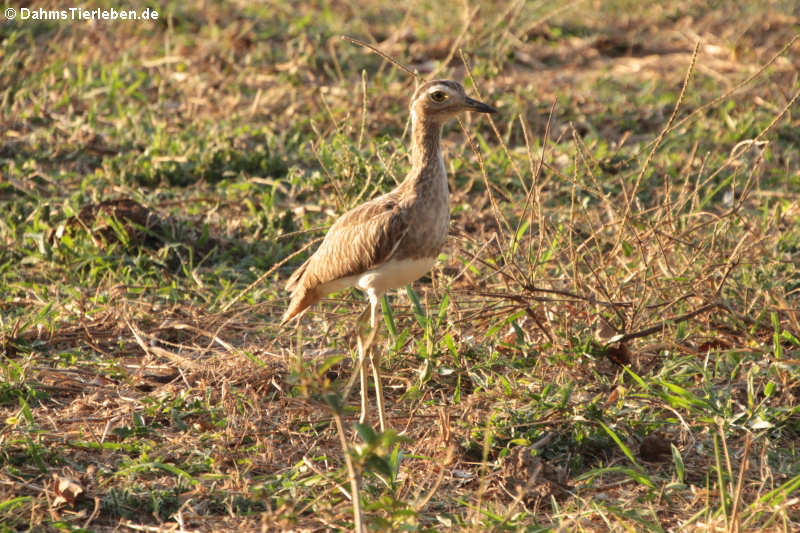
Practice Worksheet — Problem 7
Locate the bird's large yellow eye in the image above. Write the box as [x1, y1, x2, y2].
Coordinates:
[430, 90, 447, 103]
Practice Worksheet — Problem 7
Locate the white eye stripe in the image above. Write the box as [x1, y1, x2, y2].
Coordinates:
[427, 85, 453, 96]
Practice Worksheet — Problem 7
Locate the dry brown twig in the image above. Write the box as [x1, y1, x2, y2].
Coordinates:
[341, 35, 418, 79]
[613, 40, 700, 257]
[520, 100, 556, 273]
[222, 237, 322, 313]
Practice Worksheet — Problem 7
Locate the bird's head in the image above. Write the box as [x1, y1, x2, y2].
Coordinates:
[410, 80, 497, 124]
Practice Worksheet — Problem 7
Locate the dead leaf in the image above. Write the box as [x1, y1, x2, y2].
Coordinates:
[52, 472, 84, 507]
[606, 386, 621, 405]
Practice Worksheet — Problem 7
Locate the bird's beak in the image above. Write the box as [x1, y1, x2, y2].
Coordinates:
[464, 96, 497, 114]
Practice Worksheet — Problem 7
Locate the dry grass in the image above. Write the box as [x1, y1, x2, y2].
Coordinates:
[2, 0, 800, 531]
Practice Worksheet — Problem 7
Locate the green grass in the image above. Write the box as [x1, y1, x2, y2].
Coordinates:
[2, 0, 800, 531]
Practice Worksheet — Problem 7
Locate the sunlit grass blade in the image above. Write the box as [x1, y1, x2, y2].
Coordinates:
[114, 462, 199, 485]
[598, 422, 653, 488]
[435, 292, 449, 330]
[671, 443, 685, 484]
[713, 433, 730, 523]
[574, 466, 655, 490]
[742, 472, 800, 529]
[405, 285, 427, 328]
[0, 496, 32, 513]
[381, 294, 397, 337]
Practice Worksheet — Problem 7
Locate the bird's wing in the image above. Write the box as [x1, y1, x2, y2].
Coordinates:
[285, 194, 409, 293]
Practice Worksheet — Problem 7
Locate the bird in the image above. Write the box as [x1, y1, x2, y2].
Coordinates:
[281, 79, 497, 431]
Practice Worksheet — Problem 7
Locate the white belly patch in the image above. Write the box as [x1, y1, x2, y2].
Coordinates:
[356, 257, 436, 295]
[316, 257, 437, 298]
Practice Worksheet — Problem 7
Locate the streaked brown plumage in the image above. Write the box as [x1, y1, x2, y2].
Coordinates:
[282, 79, 496, 429]
[283, 192, 411, 322]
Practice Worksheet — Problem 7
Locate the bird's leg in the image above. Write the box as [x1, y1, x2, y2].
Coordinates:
[367, 295, 386, 431]
[354, 304, 371, 426]
[347, 294, 384, 429]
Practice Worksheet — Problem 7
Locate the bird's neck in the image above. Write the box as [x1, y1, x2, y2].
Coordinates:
[406, 114, 445, 187]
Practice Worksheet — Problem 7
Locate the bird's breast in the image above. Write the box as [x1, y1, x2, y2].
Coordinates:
[400, 183, 449, 259]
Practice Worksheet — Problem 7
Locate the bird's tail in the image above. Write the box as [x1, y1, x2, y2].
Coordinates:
[280, 287, 320, 326]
